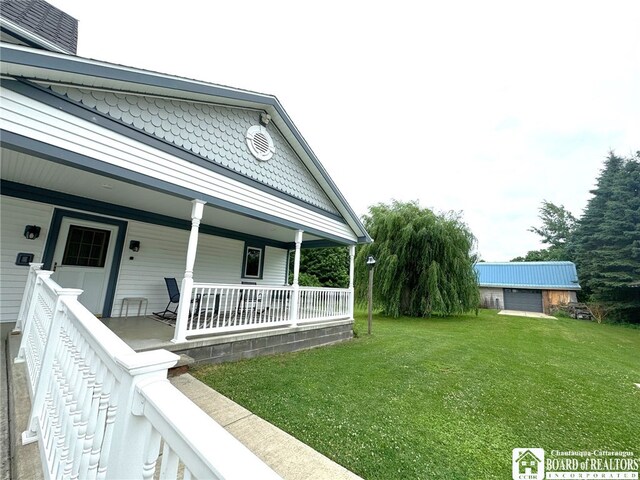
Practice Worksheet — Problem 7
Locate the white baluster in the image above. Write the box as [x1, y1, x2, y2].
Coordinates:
[15, 269, 53, 364]
[102, 350, 178, 479]
[22, 287, 83, 445]
[159, 442, 179, 479]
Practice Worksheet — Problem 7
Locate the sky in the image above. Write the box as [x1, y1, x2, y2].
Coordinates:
[49, 1, 639, 261]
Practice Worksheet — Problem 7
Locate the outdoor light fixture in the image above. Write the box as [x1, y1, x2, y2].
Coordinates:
[259, 112, 271, 126]
[366, 255, 376, 334]
[24, 225, 41, 240]
[129, 240, 141, 252]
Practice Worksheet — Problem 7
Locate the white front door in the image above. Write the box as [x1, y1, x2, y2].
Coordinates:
[51, 218, 119, 316]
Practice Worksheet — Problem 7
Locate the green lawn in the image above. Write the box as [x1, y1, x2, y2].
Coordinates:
[192, 309, 640, 479]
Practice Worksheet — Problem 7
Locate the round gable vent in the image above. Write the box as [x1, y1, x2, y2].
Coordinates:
[246, 125, 275, 161]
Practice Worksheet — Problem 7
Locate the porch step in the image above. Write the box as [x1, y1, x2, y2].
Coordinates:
[168, 353, 195, 377]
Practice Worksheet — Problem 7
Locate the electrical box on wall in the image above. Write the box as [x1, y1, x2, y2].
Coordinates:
[15, 253, 34, 266]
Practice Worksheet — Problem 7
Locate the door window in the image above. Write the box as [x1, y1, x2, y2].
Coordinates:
[61, 225, 111, 267]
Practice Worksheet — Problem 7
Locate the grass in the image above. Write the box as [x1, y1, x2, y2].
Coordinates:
[192, 309, 640, 479]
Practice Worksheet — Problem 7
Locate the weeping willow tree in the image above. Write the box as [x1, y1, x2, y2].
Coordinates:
[355, 200, 480, 317]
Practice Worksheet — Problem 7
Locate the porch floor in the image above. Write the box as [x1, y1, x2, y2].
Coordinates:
[101, 315, 175, 351]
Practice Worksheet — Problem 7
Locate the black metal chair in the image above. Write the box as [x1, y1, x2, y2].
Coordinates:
[236, 281, 259, 316]
[153, 277, 182, 319]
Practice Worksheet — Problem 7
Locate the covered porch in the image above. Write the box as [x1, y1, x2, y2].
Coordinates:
[2, 146, 359, 353]
[166, 200, 357, 346]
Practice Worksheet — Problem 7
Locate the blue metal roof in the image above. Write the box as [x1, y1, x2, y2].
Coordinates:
[475, 262, 581, 290]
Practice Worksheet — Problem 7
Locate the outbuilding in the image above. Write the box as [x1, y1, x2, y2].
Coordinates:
[475, 261, 581, 314]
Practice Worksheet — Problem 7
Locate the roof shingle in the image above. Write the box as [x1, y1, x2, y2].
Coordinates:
[0, 0, 78, 53]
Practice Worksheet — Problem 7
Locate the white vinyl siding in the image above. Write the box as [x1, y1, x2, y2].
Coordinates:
[0, 196, 53, 322]
[262, 247, 288, 285]
[112, 221, 289, 317]
[0, 88, 358, 243]
[0, 196, 290, 321]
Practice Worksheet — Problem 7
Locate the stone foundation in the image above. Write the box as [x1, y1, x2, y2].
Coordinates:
[174, 321, 353, 365]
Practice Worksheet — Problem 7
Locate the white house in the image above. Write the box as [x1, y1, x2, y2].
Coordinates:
[1, 2, 371, 478]
[1, 0, 370, 355]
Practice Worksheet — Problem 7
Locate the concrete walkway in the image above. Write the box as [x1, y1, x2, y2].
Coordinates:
[498, 309, 556, 319]
[170, 374, 362, 480]
[1, 325, 12, 480]
[3, 325, 43, 480]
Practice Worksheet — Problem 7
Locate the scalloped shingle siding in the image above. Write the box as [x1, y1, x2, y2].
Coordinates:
[49, 85, 340, 215]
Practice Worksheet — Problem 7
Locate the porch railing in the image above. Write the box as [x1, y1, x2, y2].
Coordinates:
[14, 264, 281, 480]
[298, 287, 351, 322]
[184, 283, 352, 337]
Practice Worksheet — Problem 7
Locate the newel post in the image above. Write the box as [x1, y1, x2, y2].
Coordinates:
[22, 287, 84, 444]
[103, 350, 179, 479]
[15, 268, 53, 364]
[289, 230, 303, 327]
[348, 245, 356, 320]
[13, 263, 44, 334]
[173, 200, 206, 344]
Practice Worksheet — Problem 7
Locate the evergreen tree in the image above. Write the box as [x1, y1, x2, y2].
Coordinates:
[571, 152, 640, 322]
[354, 200, 479, 317]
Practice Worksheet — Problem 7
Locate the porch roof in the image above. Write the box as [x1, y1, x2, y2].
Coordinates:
[0, 43, 372, 244]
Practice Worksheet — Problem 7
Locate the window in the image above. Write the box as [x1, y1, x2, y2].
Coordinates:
[242, 244, 264, 279]
[62, 225, 111, 267]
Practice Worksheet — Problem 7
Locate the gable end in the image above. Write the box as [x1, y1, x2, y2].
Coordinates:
[47, 84, 341, 216]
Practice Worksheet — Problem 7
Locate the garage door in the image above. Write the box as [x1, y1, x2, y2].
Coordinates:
[503, 289, 543, 313]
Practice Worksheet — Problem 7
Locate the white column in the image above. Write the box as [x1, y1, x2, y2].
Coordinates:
[172, 200, 206, 343]
[289, 230, 303, 326]
[348, 245, 356, 319]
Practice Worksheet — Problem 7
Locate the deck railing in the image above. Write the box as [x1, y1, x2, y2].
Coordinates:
[14, 266, 280, 480]
[184, 283, 352, 337]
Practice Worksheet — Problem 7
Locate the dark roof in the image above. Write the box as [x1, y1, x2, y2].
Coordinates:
[0, 0, 77, 54]
[475, 261, 581, 290]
